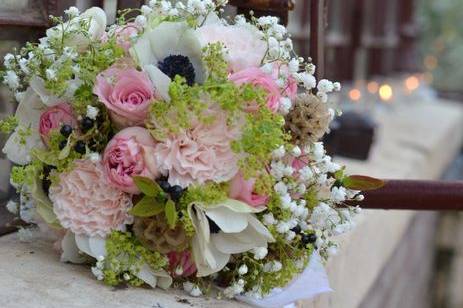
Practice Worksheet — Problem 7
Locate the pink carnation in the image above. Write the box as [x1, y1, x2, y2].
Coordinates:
[229, 67, 282, 112]
[39, 103, 77, 144]
[167, 251, 197, 277]
[103, 127, 159, 194]
[49, 160, 133, 238]
[94, 65, 155, 128]
[229, 172, 269, 208]
[154, 107, 240, 188]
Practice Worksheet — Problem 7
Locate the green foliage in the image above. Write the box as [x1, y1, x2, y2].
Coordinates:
[133, 176, 164, 197]
[103, 231, 168, 287]
[179, 182, 228, 209]
[129, 195, 165, 217]
[342, 175, 384, 191]
[0, 116, 18, 134]
[202, 42, 229, 81]
[165, 199, 178, 229]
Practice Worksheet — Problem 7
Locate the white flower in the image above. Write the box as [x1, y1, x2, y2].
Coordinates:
[4, 70, 19, 89]
[6, 200, 18, 215]
[238, 264, 248, 275]
[252, 247, 268, 260]
[356, 194, 365, 201]
[333, 82, 341, 91]
[312, 142, 325, 161]
[86, 105, 99, 120]
[263, 213, 276, 225]
[310, 203, 340, 230]
[286, 231, 296, 241]
[183, 281, 194, 293]
[141, 5, 153, 15]
[3, 53, 15, 69]
[317, 79, 334, 93]
[274, 181, 288, 195]
[91, 266, 104, 280]
[276, 221, 290, 234]
[86, 152, 101, 163]
[131, 21, 205, 100]
[299, 166, 314, 182]
[135, 15, 147, 27]
[288, 58, 299, 74]
[45, 68, 57, 81]
[149, 0, 158, 7]
[188, 199, 274, 276]
[190, 285, 203, 297]
[291, 145, 302, 157]
[18, 58, 29, 74]
[278, 97, 292, 115]
[64, 6, 80, 17]
[317, 91, 328, 103]
[280, 193, 292, 209]
[295, 72, 316, 89]
[331, 186, 347, 203]
[272, 145, 286, 159]
[272, 261, 282, 272]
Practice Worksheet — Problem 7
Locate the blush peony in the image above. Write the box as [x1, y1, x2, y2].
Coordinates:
[39, 103, 77, 144]
[153, 107, 240, 188]
[94, 65, 156, 128]
[49, 160, 133, 238]
[229, 172, 269, 208]
[196, 23, 267, 73]
[229, 67, 282, 112]
[103, 127, 159, 194]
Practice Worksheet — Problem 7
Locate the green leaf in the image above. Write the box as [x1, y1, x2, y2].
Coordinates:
[58, 139, 71, 160]
[129, 196, 165, 217]
[343, 175, 385, 191]
[334, 167, 346, 181]
[165, 199, 177, 229]
[133, 176, 162, 197]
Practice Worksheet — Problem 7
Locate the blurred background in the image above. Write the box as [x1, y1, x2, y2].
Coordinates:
[0, 1, 463, 308]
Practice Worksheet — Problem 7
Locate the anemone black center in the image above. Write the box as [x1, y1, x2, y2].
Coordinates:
[158, 55, 195, 86]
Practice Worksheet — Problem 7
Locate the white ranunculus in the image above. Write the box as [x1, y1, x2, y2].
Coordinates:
[130, 21, 205, 100]
[188, 199, 274, 277]
[46, 7, 107, 52]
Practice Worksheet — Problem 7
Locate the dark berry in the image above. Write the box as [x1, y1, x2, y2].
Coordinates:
[158, 55, 196, 86]
[41, 165, 56, 195]
[59, 140, 68, 150]
[178, 211, 184, 219]
[158, 180, 171, 192]
[291, 225, 302, 234]
[60, 124, 73, 137]
[301, 233, 317, 245]
[169, 185, 184, 202]
[80, 117, 94, 132]
[207, 217, 221, 234]
[74, 141, 86, 154]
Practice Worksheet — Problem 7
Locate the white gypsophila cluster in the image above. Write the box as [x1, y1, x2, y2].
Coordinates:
[252, 247, 268, 260]
[86, 105, 99, 120]
[223, 279, 245, 298]
[17, 227, 34, 242]
[91, 256, 105, 281]
[148, 0, 227, 18]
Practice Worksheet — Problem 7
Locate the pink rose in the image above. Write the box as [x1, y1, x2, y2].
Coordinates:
[229, 67, 282, 112]
[39, 103, 77, 144]
[94, 66, 155, 128]
[229, 172, 269, 208]
[49, 160, 133, 238]
[196, 23, 267, 73]
[167, 251, 197, 277]
[103, 127, 159, 194]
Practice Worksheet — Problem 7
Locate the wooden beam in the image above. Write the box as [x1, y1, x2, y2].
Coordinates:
[359, 180, 463, 211]
[310, 0, 326, 80]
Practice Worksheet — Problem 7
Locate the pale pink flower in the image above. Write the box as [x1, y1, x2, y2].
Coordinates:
[196, 23, 266, 73]
[103, 23, 140, 52]
[94, 65, 155, 128]
[39, 103, 77, 144]
[229, 172, 269, 208]
[167, 250, 197, 277]
[49, 160, 133, 238]
[154, 107, 240, 188]
[229, 67, 282, 112]
[103, 127, 159, 194]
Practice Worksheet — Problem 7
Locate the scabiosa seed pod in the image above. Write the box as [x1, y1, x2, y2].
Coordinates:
[284, 94, 331, 146]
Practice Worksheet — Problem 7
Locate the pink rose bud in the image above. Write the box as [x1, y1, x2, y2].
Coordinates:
[39, 103, 77, 145]
[103, 127, 159, 194]
[229, 172, 269, 208]
[229, 67, 282, 112]
[94, 65, 156, 128]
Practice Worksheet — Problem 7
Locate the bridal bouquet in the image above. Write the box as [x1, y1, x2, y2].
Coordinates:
[0, 0, 382, 305]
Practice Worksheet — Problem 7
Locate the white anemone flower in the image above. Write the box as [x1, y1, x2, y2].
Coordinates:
[61, 231, 173, 289]
[188, 199, 274, 277]
[130, 21, 205, 101]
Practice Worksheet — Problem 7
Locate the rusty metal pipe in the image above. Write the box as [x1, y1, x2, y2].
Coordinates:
[360, 180, 463, 211]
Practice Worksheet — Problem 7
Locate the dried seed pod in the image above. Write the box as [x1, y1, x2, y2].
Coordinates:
[133, 216, 189, 254]
[285, 94, 331, 146]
